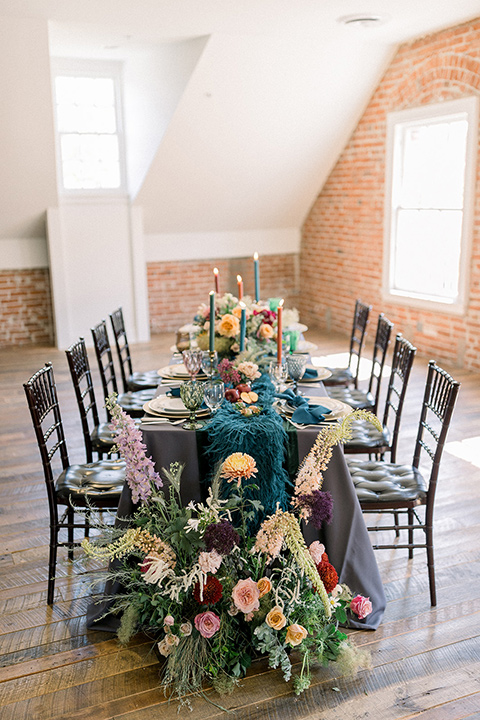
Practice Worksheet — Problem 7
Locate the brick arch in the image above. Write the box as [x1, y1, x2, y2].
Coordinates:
[391, 53, 480, 110]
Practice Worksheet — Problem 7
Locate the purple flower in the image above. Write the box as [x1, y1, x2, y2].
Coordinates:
[218, 359, 241, 386]
[298, 490, 333, 530]
[204, 520, 240, 555]
[109, 403, 162, 504]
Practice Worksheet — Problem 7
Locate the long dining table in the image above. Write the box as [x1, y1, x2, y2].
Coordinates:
[87, 378, 386, 632]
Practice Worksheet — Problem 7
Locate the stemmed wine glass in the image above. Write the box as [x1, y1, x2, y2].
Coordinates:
[203, 380, 225, 414]
[286, 355, 307, 395]
[269, 359, 288, 392]
[182, 349, 203, 380]
[180, 380, 205, 430]
[201, 351, 218, 379]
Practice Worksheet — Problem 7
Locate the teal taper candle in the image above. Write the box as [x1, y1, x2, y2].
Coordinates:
[239, 303, 246, 351]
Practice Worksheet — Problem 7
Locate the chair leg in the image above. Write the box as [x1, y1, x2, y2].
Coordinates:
[67, 507, 75, 560]
[408, 509, 414, 559]
[85, 511, 90, 539]
[48, 530, 58, 606]
[394, 512, 400, 537]
[426, 525, 436, 606]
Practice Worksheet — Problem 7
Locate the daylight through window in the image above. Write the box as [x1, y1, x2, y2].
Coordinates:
[384, 97, 478, 313]
[53, 62, 124, 192]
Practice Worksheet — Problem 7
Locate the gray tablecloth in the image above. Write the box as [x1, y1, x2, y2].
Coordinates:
[87, 382, 386, 631]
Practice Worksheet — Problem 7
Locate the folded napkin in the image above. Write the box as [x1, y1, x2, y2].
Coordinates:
[167, 387, 181, 397]
[302, 367, 318, 380]
[276, 389, 331, 424]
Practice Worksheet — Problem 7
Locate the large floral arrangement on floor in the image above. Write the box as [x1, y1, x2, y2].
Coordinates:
[83, 399, 376, 704]
[193, 293, 299, 359]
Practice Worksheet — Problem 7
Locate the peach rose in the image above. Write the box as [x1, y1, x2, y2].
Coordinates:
[232, 305, 250, 320]
[231, 578, 260, 614]
[308, 541, 325, 565]
[218, 314, 240, 338]
[257, 577, 272, 598]
[258, 323, 274, 340]
[285, 624, 308, 647]
[265, 606, 287, 630]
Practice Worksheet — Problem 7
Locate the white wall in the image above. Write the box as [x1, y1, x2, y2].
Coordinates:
[47, 200, 149, 349]
[123, 36, 208, 198]
[0, 16, 57, 240]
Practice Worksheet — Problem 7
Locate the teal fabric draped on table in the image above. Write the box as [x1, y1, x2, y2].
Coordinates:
[196, 375, 295, 528]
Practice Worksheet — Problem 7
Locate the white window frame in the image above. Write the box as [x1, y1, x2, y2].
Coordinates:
[382, 96, 478, 315]
[51, 58, 127, 197]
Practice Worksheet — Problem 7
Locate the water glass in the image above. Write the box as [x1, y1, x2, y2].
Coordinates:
[203, 380, 225, 413]
[179, 380, 205, 430]
[201, 350, 218, 379]
[269, 359, 288, 392]
[182, 349, 203, 380]
[286, 355, 307, 395]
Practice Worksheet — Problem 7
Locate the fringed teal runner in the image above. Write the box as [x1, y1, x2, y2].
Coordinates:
[197, 375, 291, 530]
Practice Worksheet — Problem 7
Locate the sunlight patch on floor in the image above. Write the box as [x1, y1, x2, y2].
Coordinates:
[310, 352, 391, 382]
[445, 436, 480, 468]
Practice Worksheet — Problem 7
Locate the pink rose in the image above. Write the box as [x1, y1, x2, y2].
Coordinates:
[194, 610, 221, 638]
[350, 595, 373, 619]
[231, 578, 260, 614]
[163, 614, 175, 627]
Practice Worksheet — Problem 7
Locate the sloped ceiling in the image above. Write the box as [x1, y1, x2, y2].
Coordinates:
[4, 0, 480, 234]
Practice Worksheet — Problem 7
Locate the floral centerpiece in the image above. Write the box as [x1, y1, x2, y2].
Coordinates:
[194, 293, 299, 359]
[83, 399, 377, 705]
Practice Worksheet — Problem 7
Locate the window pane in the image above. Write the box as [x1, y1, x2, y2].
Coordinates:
[393, 208, 462, 300]
[55, 68, 123, 191]
[398, 119, 468, 209]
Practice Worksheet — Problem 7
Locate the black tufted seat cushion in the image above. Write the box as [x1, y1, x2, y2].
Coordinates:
[347, 458, 428, 503]
[117, 389, 156, 417]
[323, 367, 353, 387]
[327, 387, 374, 410]
[127, 371, 161, 392]
[56, 459, 125, 502]
[344, 420, 390, 451]
[91, 422, 117, 451]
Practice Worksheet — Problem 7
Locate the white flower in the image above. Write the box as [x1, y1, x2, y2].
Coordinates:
[142, 555, 171, 585]
[198, 550, 222, 574]
[157, 638, 173, 657]
[166, 633, 180, 646]
[308, 541, 325, 565]
[180, 621, 192, 637]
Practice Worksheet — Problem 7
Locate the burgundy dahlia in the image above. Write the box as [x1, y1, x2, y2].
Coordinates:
[204, 520, 240, 555]
[316, 560, 339, 593]
[298, 490, 333, 530]
[193, 575, 223, 605]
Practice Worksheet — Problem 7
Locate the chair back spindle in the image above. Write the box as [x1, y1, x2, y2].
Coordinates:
[348, 300, 371, 388]
[66, 338, 101, 463]
[91, 320, 118, 413]
[110, 307, 133, 394]
[381, 335, 417, 462]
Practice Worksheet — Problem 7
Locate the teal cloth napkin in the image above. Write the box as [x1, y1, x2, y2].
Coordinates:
[302, 367, 318, 380]
[276, 388, 331, 424]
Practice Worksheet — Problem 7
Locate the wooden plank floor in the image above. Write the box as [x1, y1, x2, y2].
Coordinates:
[1, 331, 479, 719]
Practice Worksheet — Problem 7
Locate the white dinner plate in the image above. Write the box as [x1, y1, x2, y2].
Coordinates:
[299, 366, 332, 383]
[284, 396, 352, 421]
[143, 397, 210, 418]
[157, 363, 208, 380]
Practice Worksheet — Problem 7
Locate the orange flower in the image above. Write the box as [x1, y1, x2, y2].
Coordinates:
[221, 453, 257, 487]
[265, 606, 287, 630]
[258, 323, 274, 340]
[285, 624, 308, 647]
[257, 577, 272, 598]
[218, 314, 240, 338]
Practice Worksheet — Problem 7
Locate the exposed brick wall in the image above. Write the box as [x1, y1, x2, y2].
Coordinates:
[0, 268, 54, 347]
[301, 17, 480, 371]
[147, 254, 299, 333]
